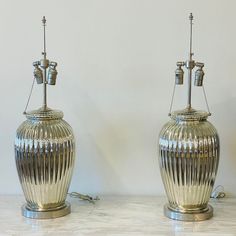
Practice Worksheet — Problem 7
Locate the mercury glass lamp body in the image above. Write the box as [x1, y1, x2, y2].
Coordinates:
[159, 108, 219, 221]
[15, 108, 75, 218]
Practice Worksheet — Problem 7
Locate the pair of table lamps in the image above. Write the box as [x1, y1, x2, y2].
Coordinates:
[14, 14, 219, 222]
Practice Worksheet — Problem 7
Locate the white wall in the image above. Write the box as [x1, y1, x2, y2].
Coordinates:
[0, 0, 236, 196]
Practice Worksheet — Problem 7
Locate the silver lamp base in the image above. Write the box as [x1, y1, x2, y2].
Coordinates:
[164, 204, 213, 221]
[21, 202, 71, 219]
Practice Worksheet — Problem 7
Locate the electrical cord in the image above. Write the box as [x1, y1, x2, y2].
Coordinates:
[68, 192, 100, 204]
[23, 77, 36, 114]
[210, 185, 226, 199]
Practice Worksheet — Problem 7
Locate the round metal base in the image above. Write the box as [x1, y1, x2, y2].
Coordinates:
[21, 202, 71, 219]
[164, 204, 213, 221]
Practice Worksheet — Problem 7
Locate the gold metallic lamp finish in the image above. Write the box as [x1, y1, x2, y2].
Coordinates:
[15, 108, 75, 219]
[159, 109, 220, 221]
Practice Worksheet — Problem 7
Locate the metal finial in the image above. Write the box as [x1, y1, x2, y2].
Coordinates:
[42, 16, 46, 25]
[189, 13, 193, 21]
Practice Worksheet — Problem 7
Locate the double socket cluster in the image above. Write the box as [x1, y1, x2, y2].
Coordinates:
[175, 60, 204, 86]
[33, 55, 58, 85]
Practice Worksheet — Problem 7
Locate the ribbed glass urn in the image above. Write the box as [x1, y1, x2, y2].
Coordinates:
[15, 108, 75, 218]
[159, 109, 219, 221]
[158, 14, 220, 221]
[14, 17, 75, 219]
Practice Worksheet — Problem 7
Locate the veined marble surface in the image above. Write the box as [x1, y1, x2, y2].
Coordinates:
[0, 195, 235, 236]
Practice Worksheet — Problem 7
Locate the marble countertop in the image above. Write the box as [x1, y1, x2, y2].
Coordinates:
[0, 195, 235, 236]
